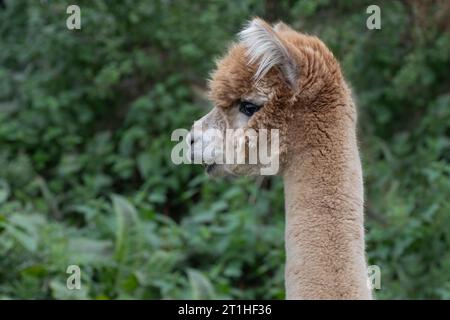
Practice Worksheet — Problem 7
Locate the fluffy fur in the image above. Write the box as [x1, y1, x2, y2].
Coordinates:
[191, 18, 372, 299]
[238, 18, 298, 88]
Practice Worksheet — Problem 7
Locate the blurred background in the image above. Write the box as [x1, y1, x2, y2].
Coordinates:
[0, 0, 449, 299]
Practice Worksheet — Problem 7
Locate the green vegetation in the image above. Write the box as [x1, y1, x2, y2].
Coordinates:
[0, 0, 449, 299]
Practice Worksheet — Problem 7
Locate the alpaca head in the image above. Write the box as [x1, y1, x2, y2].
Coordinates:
[189, 18, 298, 177]
[189, 18, 341, 177]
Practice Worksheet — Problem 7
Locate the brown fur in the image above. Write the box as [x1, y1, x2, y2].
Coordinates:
[193, 18, 372, 299]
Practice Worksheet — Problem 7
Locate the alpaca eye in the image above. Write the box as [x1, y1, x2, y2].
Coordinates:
[239, 101, 261, 117]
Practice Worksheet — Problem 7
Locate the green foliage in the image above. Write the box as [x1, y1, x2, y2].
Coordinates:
[0, 0, 449, 299]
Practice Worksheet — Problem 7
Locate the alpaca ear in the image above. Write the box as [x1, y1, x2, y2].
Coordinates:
[238, 18, 298, 90]
[273, 21, 293, 33]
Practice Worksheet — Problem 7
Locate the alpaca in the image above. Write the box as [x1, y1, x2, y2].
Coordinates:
[189, 18, 372, 299]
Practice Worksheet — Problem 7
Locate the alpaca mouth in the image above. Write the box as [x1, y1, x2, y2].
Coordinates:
[205, 164, 216, 173]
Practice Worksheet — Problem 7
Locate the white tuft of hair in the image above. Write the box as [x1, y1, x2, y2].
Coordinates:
[238, 18, 297, 88]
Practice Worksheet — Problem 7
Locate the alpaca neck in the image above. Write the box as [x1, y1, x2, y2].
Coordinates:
[282, 107, 372, 299]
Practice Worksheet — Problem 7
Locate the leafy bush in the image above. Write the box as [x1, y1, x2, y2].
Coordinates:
[0, 0, 449, 299]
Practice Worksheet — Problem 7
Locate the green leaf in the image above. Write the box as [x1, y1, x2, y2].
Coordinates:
[0, 180, 10, 203]
[187, 269, 216, 300]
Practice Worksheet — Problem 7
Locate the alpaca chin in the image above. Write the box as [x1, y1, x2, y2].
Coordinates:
[206, 163, 261, 178]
